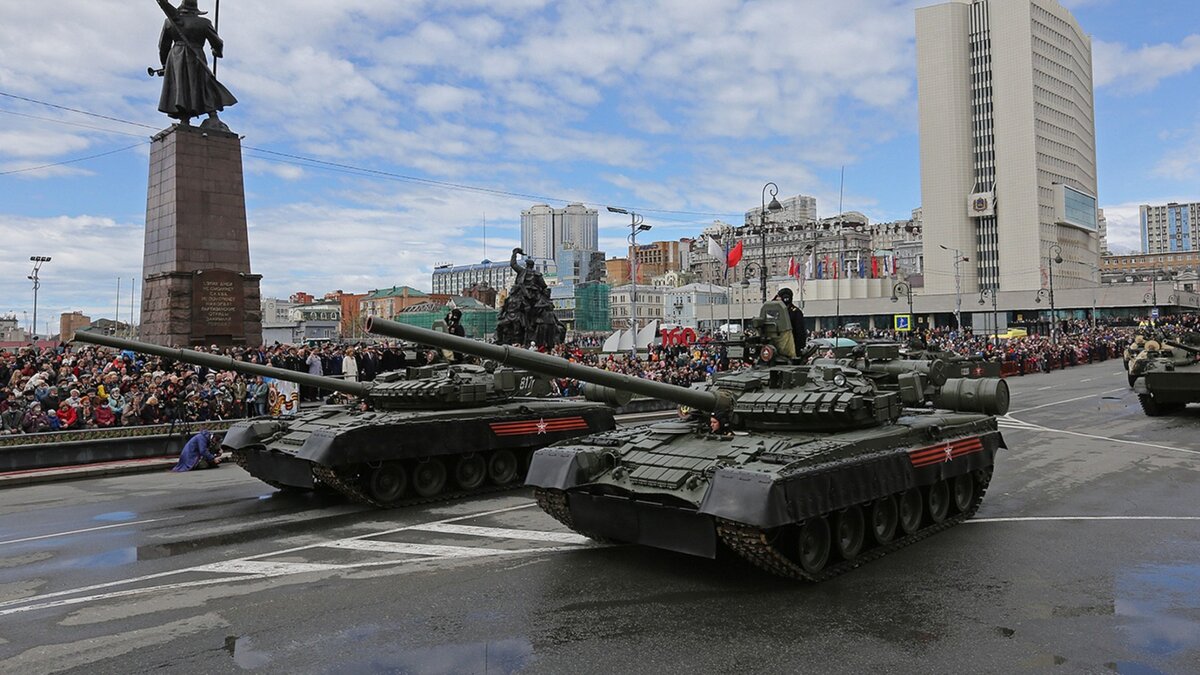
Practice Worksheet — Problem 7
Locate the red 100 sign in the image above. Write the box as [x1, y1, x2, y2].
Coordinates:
[660, 327, 698, 347]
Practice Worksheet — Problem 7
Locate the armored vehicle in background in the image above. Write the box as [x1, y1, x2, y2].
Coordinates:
[1131, 339, 1200, 416]
[368, 306, 1009, 581]
[74, 331, 616, 506]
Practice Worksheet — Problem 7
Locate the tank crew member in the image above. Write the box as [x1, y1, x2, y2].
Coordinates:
[772, 288, 806, 357]
[708, 411, 734, 437]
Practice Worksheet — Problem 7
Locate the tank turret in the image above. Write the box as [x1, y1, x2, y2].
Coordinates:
[75, 331, 543, 411]
[373, 311, 1008, 581]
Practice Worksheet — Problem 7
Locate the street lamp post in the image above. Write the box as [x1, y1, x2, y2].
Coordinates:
[758, 182, 784, 304]
[890, 280, 915, 328]
[1033, 244, 1063, 340]
[741, 262, 762, 330]
[27, 256, 51, 342]
[938, 245, 969, 331]
[978, 288, 999, 351]
[608, 207, 650, 356]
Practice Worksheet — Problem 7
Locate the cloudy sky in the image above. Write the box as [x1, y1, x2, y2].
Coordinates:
[1, 0, 1199, 331]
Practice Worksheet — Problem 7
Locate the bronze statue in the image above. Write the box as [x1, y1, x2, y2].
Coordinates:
[496, 248, 565, 349]
[153, 0, 237, 128]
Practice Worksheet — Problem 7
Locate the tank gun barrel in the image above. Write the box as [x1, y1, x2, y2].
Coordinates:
[1165, 340, 1200, 356]
[73, 331, 371, 398]
[366, 317, 727, 413]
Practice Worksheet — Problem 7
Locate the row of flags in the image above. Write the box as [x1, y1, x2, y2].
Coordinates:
[707, 235, 899, 281]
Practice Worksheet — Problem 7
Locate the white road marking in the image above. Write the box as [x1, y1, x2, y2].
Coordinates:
[324, 540, 519, 558]
[0, 577, 266, 618]
[1037, 386, 1054, 391]
[0, 501, 549, 616]
[1000, 417, 1200, 457]
[411, 523, 593, 545]
[197, 560, 346, 576]
[0, 519, 178, 547]
[1008, 387, 1127, 414]
[970, 516, 1200, 524]
[1080, 378, 1092, 382]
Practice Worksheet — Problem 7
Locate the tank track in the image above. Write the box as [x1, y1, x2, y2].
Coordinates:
[715, 468, 993, 581]
[311, 462, 520, 510]
[536, 469, 992, 581]
[533, 488, 616, 543]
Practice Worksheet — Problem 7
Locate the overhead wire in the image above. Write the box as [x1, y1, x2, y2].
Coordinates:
[0, 142, 148, 177]
[0, 90, 742, 223]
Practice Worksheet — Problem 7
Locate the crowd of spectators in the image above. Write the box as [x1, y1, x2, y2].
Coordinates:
[545, 341, 733, 396]
[2, 312, 1195, 436]
[0, 341, 414, 436]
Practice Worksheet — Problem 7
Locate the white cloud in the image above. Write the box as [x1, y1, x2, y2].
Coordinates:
[1152, 120, 1200, 182]
[1093, 35, 1200, 93]
[1098, 202, 1143, 254]
[0, 215, 144, 327]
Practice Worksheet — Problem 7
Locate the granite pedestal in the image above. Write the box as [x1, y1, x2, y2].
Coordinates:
[140, 124, 262, 346]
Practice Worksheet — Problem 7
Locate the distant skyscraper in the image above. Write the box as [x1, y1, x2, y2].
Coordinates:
[1140, 202, 1197, 254]
[917, 0, 1099, 294]
[745, 194, 818, 226]
[1097, 208, 1108, 255]
[520, 203, 599, 260]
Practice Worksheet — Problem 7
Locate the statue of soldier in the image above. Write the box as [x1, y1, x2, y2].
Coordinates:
[155, 0, 237, 128]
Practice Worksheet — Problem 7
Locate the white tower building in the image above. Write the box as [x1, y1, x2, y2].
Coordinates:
[917, 0, 1100, 294]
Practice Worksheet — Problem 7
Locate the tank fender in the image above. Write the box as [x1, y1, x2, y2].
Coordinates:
[525, 447, 608, 490]
[221, 420, 285, 450]
[698, 469, 791, 528]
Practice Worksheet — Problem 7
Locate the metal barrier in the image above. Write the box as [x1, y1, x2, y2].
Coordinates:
[0, 420, 236, 473]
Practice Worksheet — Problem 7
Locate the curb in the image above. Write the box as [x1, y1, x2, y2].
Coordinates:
[0, 457, 179, 488]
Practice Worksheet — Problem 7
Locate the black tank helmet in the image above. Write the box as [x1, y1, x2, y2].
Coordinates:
[775, 288, 794, 303]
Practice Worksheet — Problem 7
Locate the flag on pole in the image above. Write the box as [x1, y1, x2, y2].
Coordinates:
[707, 235, 723, 260]
[727, 240, 744, 267]
[805, 252, 815, 280]
[787, 257, 800, 279]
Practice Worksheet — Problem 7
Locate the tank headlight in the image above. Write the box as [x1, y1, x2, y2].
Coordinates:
[760, 345, 776, 362]
[833, 373, 847, 387]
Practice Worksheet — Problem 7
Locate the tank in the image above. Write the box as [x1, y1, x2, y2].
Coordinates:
[1131, 339, 1200, 416]
[366, 306, 1010, 581]
[73, 330, 617, 506]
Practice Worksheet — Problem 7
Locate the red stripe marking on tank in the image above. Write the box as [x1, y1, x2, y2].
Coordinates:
[489, 417, 590, 436]
[909, 438, 982, 460]
[908, 437, 985, 467]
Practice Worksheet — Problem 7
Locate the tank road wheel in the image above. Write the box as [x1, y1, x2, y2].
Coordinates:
[951, 473, 975, 513]
[487, 449, 519, 485]
[833, 506, 866, 560]
[412, 459, 447, 498]
[898, 488, 924, 535]
[796, 517, 831, 574]
[926, 480, 951, 524]
[366, 463, 408, 505]
[453, 454, 487, 491]
[869, 496, 899, 545]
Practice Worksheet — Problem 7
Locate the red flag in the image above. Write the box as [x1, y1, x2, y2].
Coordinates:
[871, 256, 879, 278]
[727, 240, 744, 267]
[787, 257, 799, 278]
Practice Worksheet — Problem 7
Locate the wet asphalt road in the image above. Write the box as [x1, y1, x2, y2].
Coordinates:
[0, 360, 1197, 674]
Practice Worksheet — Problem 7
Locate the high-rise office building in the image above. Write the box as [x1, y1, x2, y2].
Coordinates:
[520, 203, 599, 260]
[917, 0, 1099, 294]
[1141, 202, 1197, 254]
